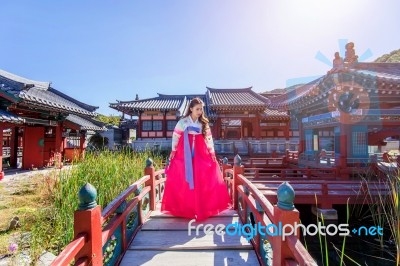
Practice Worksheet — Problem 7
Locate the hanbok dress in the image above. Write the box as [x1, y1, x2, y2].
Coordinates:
[161, 116, 231, 221]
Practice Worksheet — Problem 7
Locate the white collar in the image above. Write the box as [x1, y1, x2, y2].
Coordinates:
[188, 115, 199, 124]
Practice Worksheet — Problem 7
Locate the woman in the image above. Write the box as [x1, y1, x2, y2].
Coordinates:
[161, 97, 231, 221]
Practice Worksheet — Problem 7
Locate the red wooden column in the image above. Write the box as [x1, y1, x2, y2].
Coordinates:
[284, 122, 290, 140]
[254, 114, 261, 139]
[163, 112, 167, 138]
[298, 119, 304, 154]
[74, 183, 102, 265]
[144, 158, 156, 211]
[79, 132, 86, 159]
[55, 123, 63, 168]
[240, 119, 245, 139]
[55, 122, 63, 153]
[10, 127, 17, 167]
[0, 126, 4, 180]
[137, 112, 142, 139]
[338, 113, 350, 179]
[232, 155, 244, 210]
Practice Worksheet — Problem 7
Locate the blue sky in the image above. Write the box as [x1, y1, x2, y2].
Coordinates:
[1, 0, 399, 115]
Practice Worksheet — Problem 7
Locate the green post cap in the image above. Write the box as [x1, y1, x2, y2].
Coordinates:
[146, 158, 153, 167]
[234, 154, 242, 166]
[78, 183, 97, 210]
[277, 181, 295, 211]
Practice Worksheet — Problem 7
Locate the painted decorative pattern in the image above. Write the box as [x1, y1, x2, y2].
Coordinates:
[260, 237, 273, 265]
[102, 226, 122, 266]
[125, 205, 139, 241]
[141, 192, 150, 218]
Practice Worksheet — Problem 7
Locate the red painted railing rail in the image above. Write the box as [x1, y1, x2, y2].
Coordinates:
[51, 158, 166, 266]
[223, 154, 318, 266]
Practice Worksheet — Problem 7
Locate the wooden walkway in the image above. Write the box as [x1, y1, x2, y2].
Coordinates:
[120, 205, 260, 266]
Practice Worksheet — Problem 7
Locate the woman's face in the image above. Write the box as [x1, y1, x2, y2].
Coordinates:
[190, 103, 203, 119]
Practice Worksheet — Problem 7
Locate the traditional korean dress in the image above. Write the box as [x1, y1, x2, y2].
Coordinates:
[161, 116, 231, 221]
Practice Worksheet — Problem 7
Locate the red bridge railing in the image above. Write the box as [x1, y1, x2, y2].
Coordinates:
[223, 155, 317, 266]
[51, 158, 166, 266]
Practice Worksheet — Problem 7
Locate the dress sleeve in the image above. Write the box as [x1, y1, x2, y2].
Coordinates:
[204, 126, 215, 154]
[171, 120, 184, 151]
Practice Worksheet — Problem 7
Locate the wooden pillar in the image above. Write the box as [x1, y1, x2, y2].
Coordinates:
[55, 123, 63, 153]
[298, 119, 304, 154]
[163, 111, 167, 138]
[74, 184, 102, 266]
[338, 114, 350, 179]
[55, 123, 63, 168]
[9, 127, 17, 167]
[233, 164, 244, 210]
[80, 132, 86, 159]
[254, 114, 261, 139]
[137, 112, 142, 139]
[144, 160, 156, 211]
[0, 127, 4, 180]
[284, 122, 290, 140]
[272, 206, 301, 266]
[240, 119, 245, 139]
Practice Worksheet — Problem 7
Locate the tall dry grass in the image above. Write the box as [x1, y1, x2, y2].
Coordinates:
[28, 149, 163, 259]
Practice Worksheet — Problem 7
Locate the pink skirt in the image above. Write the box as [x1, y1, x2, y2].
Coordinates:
[161, 134, 231, 221]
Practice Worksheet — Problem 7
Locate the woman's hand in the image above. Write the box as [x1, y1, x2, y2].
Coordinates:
[169, 151, 176, 160]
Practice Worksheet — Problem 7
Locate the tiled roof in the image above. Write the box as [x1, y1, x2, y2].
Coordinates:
[351, 63, 400, 78]
[262, 109, 289, 119]
[0, 109, 24, 124]
[269, 63, 400, 109]
[111, 96, 185, 111]
[206, 87, 269, 110]
[110, 94, 215, 118]
[111, 89, 293, 118]
[269, 78, 323, 108]
[0, 69, 97, 117]
[19, 88, 96, 116]
[66, 114, 106, 131]
[0, 69, 50, 89]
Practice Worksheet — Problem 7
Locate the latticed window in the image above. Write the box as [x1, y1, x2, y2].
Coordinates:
[153, 121, 162, 131]
[142, 121, 152, 131]
[167, 120, 176, 131]
[66, 137, 80, 148]
[352, 131, 367, 155]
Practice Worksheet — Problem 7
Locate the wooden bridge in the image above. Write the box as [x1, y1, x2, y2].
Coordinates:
[51, 156, 318, 266]
[120, 206, 258, 265]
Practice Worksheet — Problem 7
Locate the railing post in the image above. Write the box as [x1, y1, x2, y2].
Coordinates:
[144, 158, 156, 211]
[370, 154, 378, 176]
[233, 154, 244, 210]
[222, 157, 230, 177]
[272, 181, 299, 266]
[74, 183, 102, 265]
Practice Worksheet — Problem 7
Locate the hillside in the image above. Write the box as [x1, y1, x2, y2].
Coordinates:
[374, 49, 400, 63]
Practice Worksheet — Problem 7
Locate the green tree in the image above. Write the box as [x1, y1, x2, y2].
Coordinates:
[95, 114, 120, 126]
[374, 49, 400, 63]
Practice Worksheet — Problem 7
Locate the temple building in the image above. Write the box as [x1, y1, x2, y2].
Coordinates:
[269, 44, 400, 177]
[0, 69, 105, 177]
[110, 87, 295, 156]
[110, 43, 400, 178]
